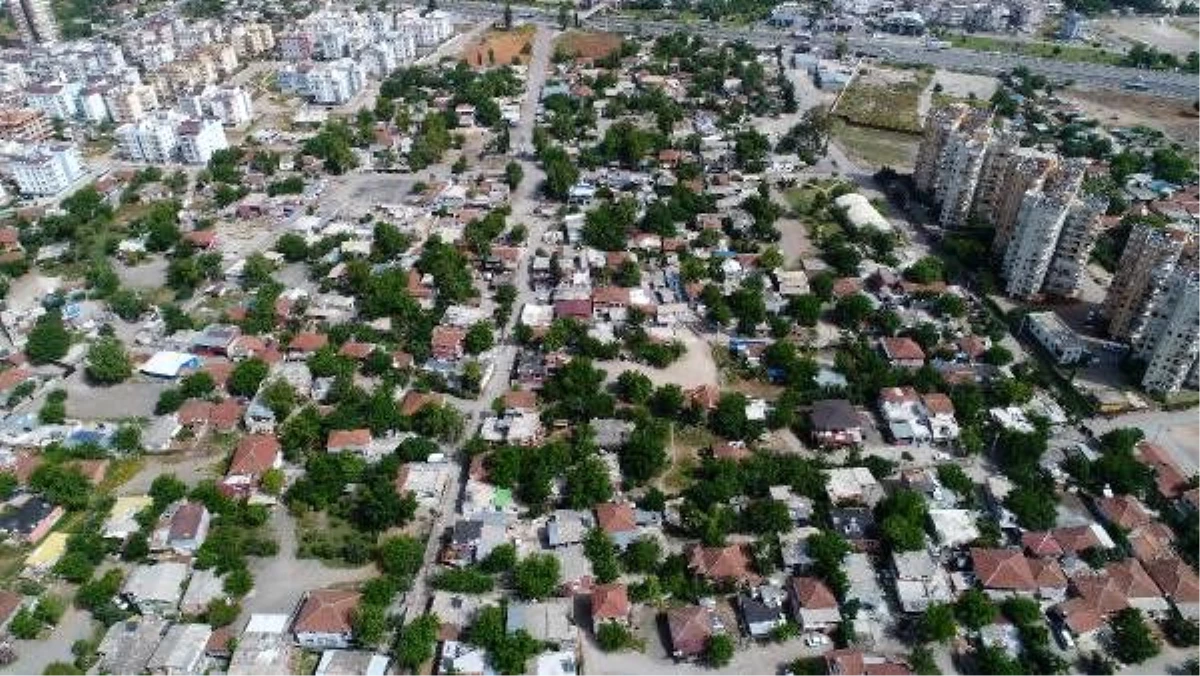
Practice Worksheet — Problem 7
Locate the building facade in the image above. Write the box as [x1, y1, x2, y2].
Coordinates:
[1102, 222, 1195, 341]
[9, 0, 59, 45]
[6, 142, 84, 196]
[1136, 268, 1199, 394]
[913, 104, 994, 230]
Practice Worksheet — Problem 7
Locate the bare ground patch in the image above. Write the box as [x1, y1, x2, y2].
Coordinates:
[1064, 87, 1200, 146]
[463, 25, 536, 69]
[555, 30, 623, 59]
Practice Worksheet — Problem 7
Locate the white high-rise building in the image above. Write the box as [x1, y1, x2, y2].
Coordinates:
[913, 104, 994, 230]
[116, 110, 227, 164]
[176, 118, 227, 164]
[1042, 195, 1106, 298]
[1103, 222, 1196, 341]
[1137, 269, 1199, 394]
[1000, 160, 1088, 298]
[6, 142, 84, 196]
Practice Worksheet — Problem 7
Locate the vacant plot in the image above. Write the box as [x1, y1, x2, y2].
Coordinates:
[463, 25, 536, 68]
[1094, 16, 1199, 56]
[1064, 87, 1200, 146]
[556, 30, 622, 59]
[834, 66, 931, 133]
[830, 118, 920, 170]
[947, 33, 1124, 65]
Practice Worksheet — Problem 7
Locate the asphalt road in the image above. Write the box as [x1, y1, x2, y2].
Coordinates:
[441, 0, 1199, 100]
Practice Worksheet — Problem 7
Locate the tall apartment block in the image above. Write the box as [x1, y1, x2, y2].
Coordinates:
[973, 137, 1058, 253]
[9, 0, 60, 45]
[913, 104, 994, 229]
[1000, 160, 1099, 299]
[1102, 221, 1196, 341]
[1136, 268, 1200, 394]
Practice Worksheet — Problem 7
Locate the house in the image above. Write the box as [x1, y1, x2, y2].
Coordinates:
[230, 614, 292, 675]
[594, 502, 638, 549]
[1144, 554, 1200, 619]
[147, 623, 212, 675]
[191, 324, 241, 356]
[506, 599, 576, 645]
[687, 544, 759, 585]
[830, 507, 877, 551]
[440, 640, 494, 674]
[880, 337, 926, 368]
[823, 649, 913, 676]
[180, 569, 225, 616]
[546, 510, 592, 549]
[738, 586, 787, 638]
[809, 399, 862, 446]
[971, 548, 1067, 599]
[826, 467, 884, 507]
[877, 387, 930, 444]
[293, 589, 362, 650]
[97, 617, 170, 675]
[226, 434, 282, 488]
[288, 332, 328, 358]
[140, 351, 203, 378]
[122, 562, 189, 615]
[591, 583, 631, 626]
[788, 576, 841, 631]
[666, 605, 721, 659]
[891, 550, 953, 613]
[400, 391, 444, 417]
[431, 325, 467, 360]
[920, 393, 959, 441]
[591, 418, 634, 450]
[0, 496, 63, 544]
[1094, 495, 1153, 531]
[327, 428, 374, 458]
[315, 650, 390, 676]
[1134, 440, 1189, 500]
[165, 502, 211, 554]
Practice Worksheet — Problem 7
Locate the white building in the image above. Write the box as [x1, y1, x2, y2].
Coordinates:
[6, 142, 84, 196]
[1000, 160, 1089, 299]
[116, 110, 227, 164]
[1023, 311, 1084, 366]
[180, 85, 253, 126]
[24, 82, 79, 120]
[277, 59, 366, 105]
[913, 104, 994, 230]
[1137, 269, 1199, 394]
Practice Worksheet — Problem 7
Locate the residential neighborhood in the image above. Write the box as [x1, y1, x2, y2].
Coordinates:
[0, 0, 1192, 675]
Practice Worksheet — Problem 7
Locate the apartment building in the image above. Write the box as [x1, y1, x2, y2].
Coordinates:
[1000, 160, 1089, 299]
[1102, 221, 1196, 341]
[913, 104, 994, 229]
[973, 140, 1057, 253]
[1137, 269, 1200, 394]
[229, 23, 276, 57]
[116, 110, 227, 164]
[278, 60, 366, 105]
[1042, 195, 1106, 297]
[179, 86, 253, 126]
[0, 109, 52, 144]
[5, 142, 84, 196]
[9, 0, 59, 45]
[103, 84, 161, 124]
[24, 82, 80, 120]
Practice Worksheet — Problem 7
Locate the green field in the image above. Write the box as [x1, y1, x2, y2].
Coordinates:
[946, 34, 1124, 66]
[833, 69, 932, 134]
[830, 118, 921, 170]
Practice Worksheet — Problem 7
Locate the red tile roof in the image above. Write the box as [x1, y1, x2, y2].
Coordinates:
[1135, 440, 1189, 499]
[1021, 531, 1064, 557]
[791, 576, 838, 609]
[687, 544, 757, 584]
[338, 341, 374, 360]
[292, 589, 361, 635]
[879, 386, 919, 404]
[971, 548, 1036, 591]
[595, 502, 637, 534]
[400, 391, 443, 417]
[0, 368, 30, 393]
[1144, 554, 1200, 604]
[288, 332, 328, 353]
[502, 389, 537, 411]
[881, 337, 926, 363]
[921, 393, 954, 416]
[328, 428, 372, 449]
[168, 502, 207, 542]
[666, 605, 713, 657]
[591, 583, 630, 622]
[228, 434, 280, 477]
[1095, 495, 1153, 530]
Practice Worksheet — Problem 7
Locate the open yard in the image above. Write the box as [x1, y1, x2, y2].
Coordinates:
[1093, 16, 1200, 56]
[555, 30, 623, 59]
[829, 118, 920, 171]
[463, 25, 536, 69]
[833, 66, 931, 134]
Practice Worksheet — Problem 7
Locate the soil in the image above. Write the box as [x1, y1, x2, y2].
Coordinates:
[1063, 87, 1200, 146]
[462, 26, 536, 69]
[556, 30, 623, 59]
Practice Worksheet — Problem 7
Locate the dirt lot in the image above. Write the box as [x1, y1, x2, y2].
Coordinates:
[830, 118, 920, 170]
[598, 328, 718, 390]
[1094, 16, 1200, 56]
[463, 25, 536, 68]
[555, 30, 623, 59]
[1063, 87, 1200, 146]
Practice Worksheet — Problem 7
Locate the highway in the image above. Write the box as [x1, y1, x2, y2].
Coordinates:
[441, 0, 1200, 100]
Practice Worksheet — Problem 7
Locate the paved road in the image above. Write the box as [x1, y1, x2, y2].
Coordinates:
[399, 23, 555, 624]
[440, 0, 1199, 99]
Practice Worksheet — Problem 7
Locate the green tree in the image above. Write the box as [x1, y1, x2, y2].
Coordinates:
[394, 613, 440, 671]
[703, 634, 734, 667]
[955, 589, 996, 630]
[918, 603, 957, 643]
[228, 358, 269, 396]
[26, 312, 71, 364]
[465, 322, 494, 355]
[1110, 608, 1159, 664]
[85, 337, 131, 384]
[352, 603, 388, 646]
[564, 456, 613, 509]
[505, 161, 524, 189]
[513, 553, 560, 600]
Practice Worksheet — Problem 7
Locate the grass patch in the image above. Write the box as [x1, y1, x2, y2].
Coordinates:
[931, 92, 988, 109]
[98, 456, 144, 493]
[945, 34, 1124, 66]
[830, 118, 920, 170]
[555, 31, 622, 59]
[833, 69, 931, 133]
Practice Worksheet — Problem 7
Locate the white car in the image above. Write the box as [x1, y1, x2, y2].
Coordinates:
[803, 633, 830, 647]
